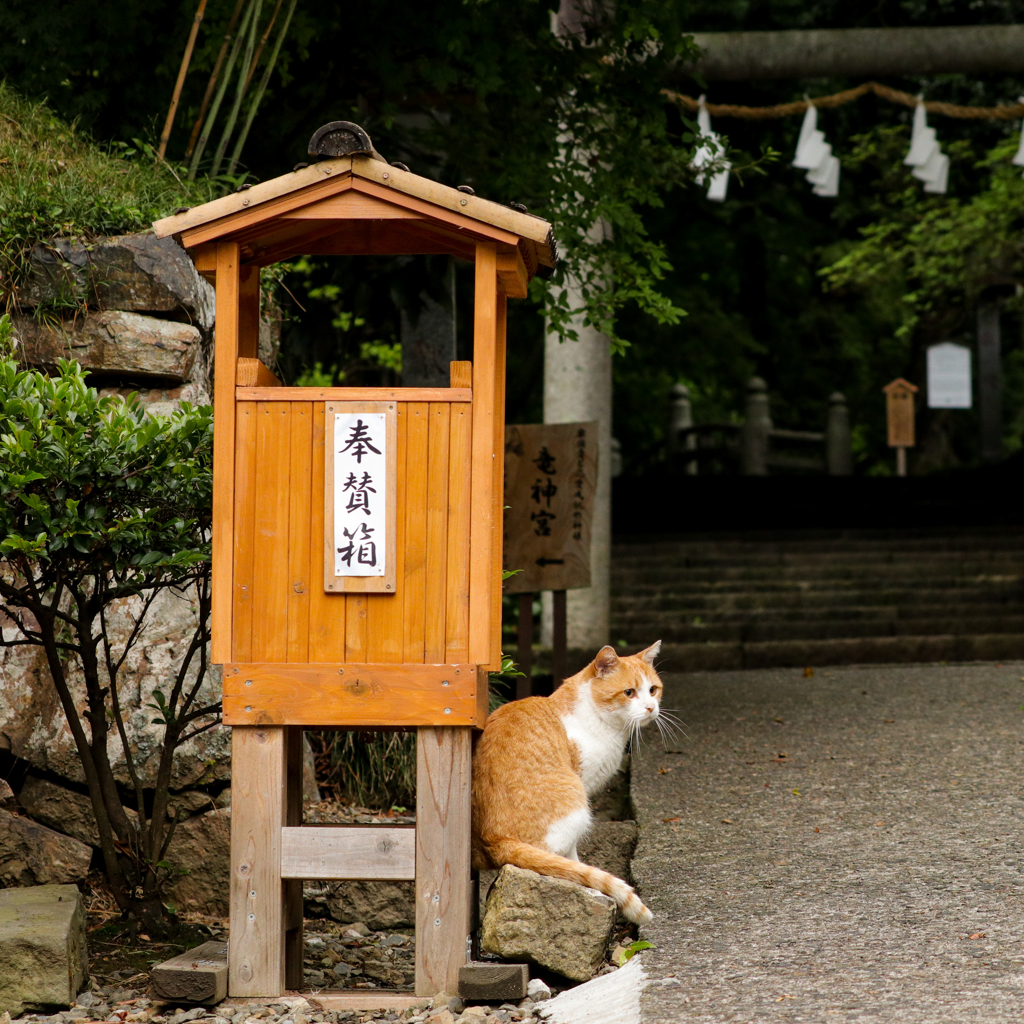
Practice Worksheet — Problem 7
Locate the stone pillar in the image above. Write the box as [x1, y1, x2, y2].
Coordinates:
[543, 286, 612, 650]
[977, 303, 1003, 463]
[401, 292, 456, 388]
[670, 382, 697, 474]
[826, 391, 853, 475]
[740, 377, 771, 476]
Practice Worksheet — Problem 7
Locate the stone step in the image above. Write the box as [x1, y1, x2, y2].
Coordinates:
[612, 559, 1024, 584]
[612, 527, 1024, 558]
[613, 585, 1024, 614]
[608, 614, 1024, 645]
[612, 572, 1024, 595]
[645, 634, 1024, 672]
[612, 600, 1024, 626]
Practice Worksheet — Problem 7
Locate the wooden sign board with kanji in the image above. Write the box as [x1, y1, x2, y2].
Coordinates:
[883, 377, 918, 447]
[503, 422, 597, 594]
[324, 400, 397, 594]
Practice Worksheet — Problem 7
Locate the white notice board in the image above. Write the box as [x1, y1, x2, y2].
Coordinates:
[927, 342, 972, 408]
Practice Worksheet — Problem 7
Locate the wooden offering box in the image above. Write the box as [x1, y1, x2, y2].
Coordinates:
[153, 121, 555, 1002]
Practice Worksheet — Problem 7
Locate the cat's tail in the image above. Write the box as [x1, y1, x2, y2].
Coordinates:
[485, 839, 653, 925]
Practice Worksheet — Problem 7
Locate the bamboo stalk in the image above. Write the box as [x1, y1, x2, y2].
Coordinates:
[158, 0, 208, 161]
[226, 0, 298, 176]
[242, 0, 284, 96]
[209, 0, 263, 179]
[187, 0, 256, 179]
[185, 0, 247, 159]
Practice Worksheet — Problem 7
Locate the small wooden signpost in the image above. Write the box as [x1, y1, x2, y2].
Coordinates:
[883, 377, 918, 477]
[153, 120, 555, 1005]
[503, 422, 597, 695]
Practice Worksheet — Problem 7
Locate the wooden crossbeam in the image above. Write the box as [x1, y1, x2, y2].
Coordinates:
[222, 662, 481, 726]
[280, 826, 416, 880]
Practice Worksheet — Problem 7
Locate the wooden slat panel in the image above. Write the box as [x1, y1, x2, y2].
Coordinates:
[345, 594, 367, 662]
[251, 403, 291, 662]
[468, 243, 498, 668]
[490, 292, 508, 669]
[307, 403, 345, 661]
[211, 243, 241, 664]
[229, 726, 285, 997]
[415, 727, 473, 996]
[232, 404, 257, 662]
[280, 826, 416, 880]
[237, 387, 471, 402]
[286, 405, 312, 664]
[403, 403, 429, 663]
[425, 404, 450, 662]
[445, 403, 472, 663]
[365, 406, 407, 662]
[222, 663, 480, 727]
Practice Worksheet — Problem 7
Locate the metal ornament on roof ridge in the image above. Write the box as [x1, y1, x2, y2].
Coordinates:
[307, 121, 380, 160]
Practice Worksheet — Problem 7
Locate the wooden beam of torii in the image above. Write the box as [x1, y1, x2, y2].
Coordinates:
[679, 24, 1024, 82]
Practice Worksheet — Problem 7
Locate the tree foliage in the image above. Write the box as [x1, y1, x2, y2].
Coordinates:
[822, 129, 1024, 342]
[0, 314, 216, 933]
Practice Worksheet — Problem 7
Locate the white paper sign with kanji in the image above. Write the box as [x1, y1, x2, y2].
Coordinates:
[324, 401, 397, 594]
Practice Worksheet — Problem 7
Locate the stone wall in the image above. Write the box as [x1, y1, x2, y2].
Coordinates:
[1, 232, 284, 914]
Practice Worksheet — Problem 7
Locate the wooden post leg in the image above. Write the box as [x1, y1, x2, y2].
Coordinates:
[516, 593, 533, 701]
[229, 726, 286, 997]
[415, 727, 472, 997]
[284, 727, 305, 991]
[552, 589, 567, 686]
[896, 446, 907, 477]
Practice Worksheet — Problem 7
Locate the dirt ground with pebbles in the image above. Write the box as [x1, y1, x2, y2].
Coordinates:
[633, 661, 1024, 1023]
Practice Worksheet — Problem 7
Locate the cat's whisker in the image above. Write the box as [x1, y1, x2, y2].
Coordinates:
[658, 709, 689, 739]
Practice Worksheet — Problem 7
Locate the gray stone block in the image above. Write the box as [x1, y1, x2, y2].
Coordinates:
[481, 864, 616, 982]
[13, 310, 200, 383]
[0, 809, 93, 888]
[0, 884, 88, 1016]
[21, 234, 215, 329]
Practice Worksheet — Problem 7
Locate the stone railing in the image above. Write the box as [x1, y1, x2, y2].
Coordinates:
[645, 376, 853, 477]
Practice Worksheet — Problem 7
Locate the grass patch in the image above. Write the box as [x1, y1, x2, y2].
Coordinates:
[0, 81, 227, 308]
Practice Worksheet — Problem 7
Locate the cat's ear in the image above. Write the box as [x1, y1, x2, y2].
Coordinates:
[594, 645, 620, 678]
[639, 640, 662, 665]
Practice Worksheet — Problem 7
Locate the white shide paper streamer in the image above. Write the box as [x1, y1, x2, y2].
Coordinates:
[793, 104, 840, 198]
[904, 99, 949, 194]
[692, 96, 731, 202]
[1012, 97, 1024, 176]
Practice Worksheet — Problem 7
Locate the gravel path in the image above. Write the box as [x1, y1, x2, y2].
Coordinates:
[632, 662, 1024, 1023]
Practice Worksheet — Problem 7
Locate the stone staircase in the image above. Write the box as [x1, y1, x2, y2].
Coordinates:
[610, 527, 1024, 671]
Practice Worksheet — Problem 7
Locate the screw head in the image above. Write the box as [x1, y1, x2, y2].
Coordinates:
[245, 680, 252, 686]
[434, 917, 441, 926]
[444, 707, 451, 715]
[442, 680, 449, 687]
[460, 199, 467, 206]
[382, 172, 389, 179]
[245, 706, 252, 712]
[248, 913, 255, 921]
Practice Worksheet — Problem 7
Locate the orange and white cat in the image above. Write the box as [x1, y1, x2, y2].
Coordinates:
[472, 641, 663, 924]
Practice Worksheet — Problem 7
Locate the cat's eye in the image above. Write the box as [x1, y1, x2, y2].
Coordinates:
[624, 688, 635, 698]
